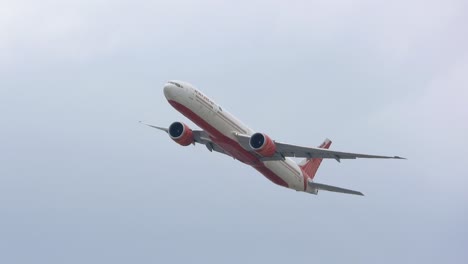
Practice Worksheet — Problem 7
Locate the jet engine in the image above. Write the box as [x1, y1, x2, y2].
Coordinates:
[169, 122, 194, 146]
[249, 133, 276, 157]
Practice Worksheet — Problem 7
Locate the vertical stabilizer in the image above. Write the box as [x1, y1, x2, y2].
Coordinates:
[299, 139, 332, 180]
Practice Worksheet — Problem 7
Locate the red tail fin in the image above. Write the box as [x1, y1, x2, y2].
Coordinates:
[299, 139, 332, 180]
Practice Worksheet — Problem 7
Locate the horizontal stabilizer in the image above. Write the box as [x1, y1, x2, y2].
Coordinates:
[308, 181, 364, 196]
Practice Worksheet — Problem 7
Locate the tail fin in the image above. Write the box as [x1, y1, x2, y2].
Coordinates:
[299, 138, 332, 180]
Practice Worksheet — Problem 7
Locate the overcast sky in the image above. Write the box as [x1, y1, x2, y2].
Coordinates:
[1, 0, 467, 263]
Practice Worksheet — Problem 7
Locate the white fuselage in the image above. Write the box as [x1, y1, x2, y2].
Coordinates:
[163, 81, 307, 191]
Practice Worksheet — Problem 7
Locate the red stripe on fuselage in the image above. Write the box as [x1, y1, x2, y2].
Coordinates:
[168, 100, 289, 188]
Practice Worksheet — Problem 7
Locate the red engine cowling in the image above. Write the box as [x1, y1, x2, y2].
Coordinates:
[249, 133, 276, 157]
[168, 122, 194, 146]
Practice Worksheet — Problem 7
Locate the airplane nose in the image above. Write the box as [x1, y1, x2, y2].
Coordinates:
[163, 82, 177, 100]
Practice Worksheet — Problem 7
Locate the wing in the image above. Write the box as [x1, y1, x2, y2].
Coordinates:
[234, 133, 405, 162]
[274, 141, 405, 162]
[308, 181, 364, 196]
[140, 121, 229, 156]
[139, 122, 168, 132]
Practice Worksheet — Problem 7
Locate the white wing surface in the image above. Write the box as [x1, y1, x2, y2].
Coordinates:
[233, 133, 405, 162]
[274, 141, 405, 162]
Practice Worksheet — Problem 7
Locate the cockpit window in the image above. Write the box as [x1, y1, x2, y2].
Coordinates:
[168, 81, 183, 88]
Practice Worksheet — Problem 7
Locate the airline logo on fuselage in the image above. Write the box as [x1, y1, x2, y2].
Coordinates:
[194, 89, 215, 106]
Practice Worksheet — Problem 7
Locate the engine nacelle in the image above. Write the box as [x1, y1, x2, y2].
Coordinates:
[249, 133, 276, 157]
[168, 122, 194, 146]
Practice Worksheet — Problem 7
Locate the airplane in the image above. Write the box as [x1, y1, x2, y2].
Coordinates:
[142, 80, 405, 196]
